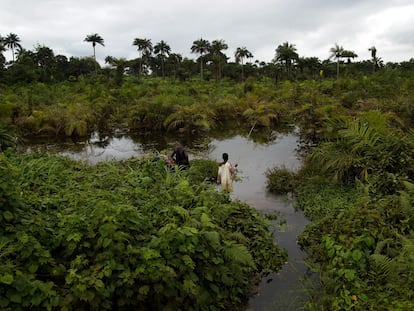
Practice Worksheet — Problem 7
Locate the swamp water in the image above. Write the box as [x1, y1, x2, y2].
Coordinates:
[21, 131, 311, 310]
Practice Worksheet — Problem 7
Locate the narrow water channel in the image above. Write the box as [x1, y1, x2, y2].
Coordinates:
[21, 131, 311, 310]
[206, 135, 310, 310]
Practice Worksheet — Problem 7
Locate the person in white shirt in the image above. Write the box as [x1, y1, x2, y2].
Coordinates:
[217, 153, 237, 192]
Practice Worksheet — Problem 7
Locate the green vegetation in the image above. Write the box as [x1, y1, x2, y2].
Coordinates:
[0, 152, 286, 310]
[265, 165, 296, 194]
[267, 109, 414, 309]
[2, 32, 414, 310]
[0, 77, 289, 139]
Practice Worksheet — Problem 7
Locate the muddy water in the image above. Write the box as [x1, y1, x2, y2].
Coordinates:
[206, 135, 311, 311]
[21, 131, 310, 310]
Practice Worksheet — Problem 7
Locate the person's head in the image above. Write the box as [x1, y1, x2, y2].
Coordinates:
[222, 153, 229, 161]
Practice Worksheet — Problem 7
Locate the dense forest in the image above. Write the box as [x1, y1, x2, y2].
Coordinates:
[1, 32, 414, 310]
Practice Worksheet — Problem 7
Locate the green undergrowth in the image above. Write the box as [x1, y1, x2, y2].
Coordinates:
[296, 177, 414, 310]
[0, 151, 286, 310]
[295, 177, 359, 221]
[276, 109, 414, 310]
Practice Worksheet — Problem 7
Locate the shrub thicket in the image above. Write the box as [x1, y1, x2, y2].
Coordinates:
[0, 152, 286, 310]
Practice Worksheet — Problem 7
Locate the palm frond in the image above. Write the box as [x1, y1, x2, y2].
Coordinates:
[339, 119, 381, 152]
[374, 238, 394, 255]
[0, 128, 16, 151]
[369, 253, 395, 283]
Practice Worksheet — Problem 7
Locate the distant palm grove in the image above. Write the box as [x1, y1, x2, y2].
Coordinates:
[1, 32, 413, 83]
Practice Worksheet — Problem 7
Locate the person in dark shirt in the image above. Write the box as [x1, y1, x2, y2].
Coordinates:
[171, 141, 190, 169]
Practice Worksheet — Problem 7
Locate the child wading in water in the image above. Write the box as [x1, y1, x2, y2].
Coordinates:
[217, 153, 237, 192]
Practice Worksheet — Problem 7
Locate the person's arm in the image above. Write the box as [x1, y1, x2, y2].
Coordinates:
[230, 163, 238, 174]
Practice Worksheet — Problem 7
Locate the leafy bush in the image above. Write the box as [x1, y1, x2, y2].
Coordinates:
[296, 173, 414, 310]
[265, 165, 296, 194]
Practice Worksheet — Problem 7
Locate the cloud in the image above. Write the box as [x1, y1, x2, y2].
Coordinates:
[1, 0, 413, 64]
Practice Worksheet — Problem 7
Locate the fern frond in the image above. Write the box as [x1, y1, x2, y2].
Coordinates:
[369, 253, 395, 283]
[228, 231, 249, 244]
[374, 238, 394, 255]
[202, 231, 221, 249]
[223, 241, 255, 268]
[399, 235, 414, 260]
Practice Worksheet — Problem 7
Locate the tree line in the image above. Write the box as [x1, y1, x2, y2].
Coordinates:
[1, 32, 414, 85]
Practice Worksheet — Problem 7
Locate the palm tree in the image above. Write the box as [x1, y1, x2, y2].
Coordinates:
[33, 45, 55, 82]
[210, 39, 228, 80]
[105, 56, 128, 85]
[341, 50, 358, 63]
[4, 33, 22, 62]
[235, 47, 253, 81]
[368, 46, 377, 73]
[154, 40, 171, 78]
[0, 39, 6, 68]
[35, 45, 55, 67]
[0, 34, 4, 52]
[274, 42, 298, 79]
[191, 38, 210, 79]
[84, 33, 104, 73]
[329, 43, 344, 78]
[296, 56, 321, 78]
[132, 38, 153, 75]
[166, 53, 182, 80]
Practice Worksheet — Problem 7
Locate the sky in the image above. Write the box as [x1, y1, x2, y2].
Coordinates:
[1, 0, 413, 65]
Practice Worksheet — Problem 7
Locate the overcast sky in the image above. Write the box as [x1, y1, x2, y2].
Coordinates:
[1, 0, 413, 65]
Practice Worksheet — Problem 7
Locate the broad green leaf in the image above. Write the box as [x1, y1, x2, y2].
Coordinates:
[200, 213, 213, 227]
[16, 231, 29, 244]
[102, 238, 112, 248]
[28, 264, 39, 273]
[352, 249, 363, 261]
[139, 285, 150, 296]
[94, 279, 104, 288]
[0, 274, 14, 285]
[67, 233, 82, 242]
[3, 211, 13, 222]
[10, 294, 22, 303]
